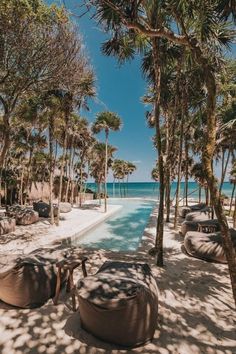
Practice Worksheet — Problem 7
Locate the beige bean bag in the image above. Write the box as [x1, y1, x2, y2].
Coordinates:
[179, 203, 207, 218]
[179, 206, 191, 218]
[16, 209, 39, 225]
[6, 205, 39, 225]
[0, 253, 65, 308]
[59, 202, 72, 213]
[181, 219, 220, 236]
[0, 217, 16, 235]
[77, 261, 158, 348]
[184, 229, 236, 263]
[185, 208, 211, 222]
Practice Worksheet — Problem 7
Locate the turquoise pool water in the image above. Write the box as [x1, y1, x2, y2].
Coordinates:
[72, 199, 156, 252]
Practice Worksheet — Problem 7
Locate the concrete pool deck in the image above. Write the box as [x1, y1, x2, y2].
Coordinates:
[0, 202, 122, 254]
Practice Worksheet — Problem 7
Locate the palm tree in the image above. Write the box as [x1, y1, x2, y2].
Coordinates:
[124, 161, 136, 196]
[90, 142, 117, 204]
[89, 0, 236, 304]
[229, 161, 236, 227]
[92, 111, 122, 212]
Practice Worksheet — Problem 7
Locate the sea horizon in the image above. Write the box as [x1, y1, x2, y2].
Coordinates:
[86, 181, 233, 199]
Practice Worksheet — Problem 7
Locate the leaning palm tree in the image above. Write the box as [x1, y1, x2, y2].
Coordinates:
[92, 111, 122, 212]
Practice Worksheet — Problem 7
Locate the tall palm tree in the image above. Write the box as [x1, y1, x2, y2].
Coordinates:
[89, 0, 236, 305]
[90, 142, 117, 204]
[92, 111, 122, 212]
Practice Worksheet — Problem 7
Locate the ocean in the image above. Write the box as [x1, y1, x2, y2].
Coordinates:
[86, 181, 233, 200]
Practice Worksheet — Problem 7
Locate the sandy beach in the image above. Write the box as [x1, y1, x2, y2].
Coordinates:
[0, 201, 235, 354]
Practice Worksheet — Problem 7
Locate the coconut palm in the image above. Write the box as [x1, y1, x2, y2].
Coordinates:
[90, 142, 117, 204]
[92, 111, 122, 212]
[89, 0, 236, 304]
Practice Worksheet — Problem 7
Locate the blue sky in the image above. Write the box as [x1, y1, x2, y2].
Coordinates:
[47, 1, 235, 182]
[47, 0, 158, 181]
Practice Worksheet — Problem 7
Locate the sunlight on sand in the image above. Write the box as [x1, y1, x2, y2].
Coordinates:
[0, 202, 235, 354]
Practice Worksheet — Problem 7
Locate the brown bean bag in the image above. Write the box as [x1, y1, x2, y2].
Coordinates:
[179, 203, 207, 218]
[0, 217, 16, 235]
[6, 205, 39, 225]
[181, 219, 220, 236]
[16, 208, 39, 225]
[0, 253, 66, 308]
[77, 261, 158, 348]
[33, 201, 58, 218]
[59, 202, 72, 213]
[178, 206, 191, 218]
[184, 229, 236, 263]
[185, 208, 211, 222]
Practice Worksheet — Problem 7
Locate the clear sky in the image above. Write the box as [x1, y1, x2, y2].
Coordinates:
[47, 1, 235, 182]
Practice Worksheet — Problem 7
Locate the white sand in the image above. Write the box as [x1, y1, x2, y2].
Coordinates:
[0, 202, 122, 254]
[0, 202, 235, 354]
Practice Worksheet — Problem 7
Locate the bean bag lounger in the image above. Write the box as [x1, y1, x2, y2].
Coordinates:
[59, 202, 72, 213]
[185, 208, 211, 222]
[0, 253, 66, 308]
[5, 205, 22, 217]
[181, 219, 220, 237]
[179, 206, 191, 218]
[179, 203, 207, 218]
[0, 217, 16, 235]
[6, 205, 39, 225]
[33, 201, 58, 218]
[16, 208, 39, 225]
[77, 261, 158, 348]
[184, 228, 236, 263]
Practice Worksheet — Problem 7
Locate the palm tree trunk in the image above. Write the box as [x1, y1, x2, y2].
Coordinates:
[25, 148, 33, 202]
[229, 183, 236, 215]
[98, 182, 101, 205]
[65, 143, 73, 202]
[79, 161, 84, 207]
[104, 130, 108, 212]
[219, 149, 231, 195]
[113, 178, 115, 198]
[174, 107, 184, 229]
[199, 185, 202, 203]
[0, 114, 10, 170]
[165, 171, 171, 223]
[233, 193, 236, 229]
[185, 139, 189, 206]
[48, 117, 54, 225]
[19, 165, 25, 206]
[152, 38, 165, 266]
[0, 168, 2, 207]
[203, 67, 236, 307]
[70, 147, 76, 206]
[57, 129, 68, 222]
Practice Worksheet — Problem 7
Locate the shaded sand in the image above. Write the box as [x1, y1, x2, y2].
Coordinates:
[0, 206, 235, 354]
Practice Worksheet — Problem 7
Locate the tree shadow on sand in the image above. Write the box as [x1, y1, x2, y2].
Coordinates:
[0, 218, 235, 353]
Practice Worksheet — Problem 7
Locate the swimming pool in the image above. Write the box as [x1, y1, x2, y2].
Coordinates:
[71, 199, 156, 251]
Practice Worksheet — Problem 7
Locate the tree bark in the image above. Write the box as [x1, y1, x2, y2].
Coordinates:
[165, 171, 171, 223]
[174, 113, 184, 230]
[104, 130, 108, 213]
[199, 185, 201, 203]
[19, 165, 25, 206]
[203, 68, 236, 308]
[48, 117, 54, 225]
[0, 114, 11, 170]
[152, 38, 165, 266]
[185, 139, 189, 206]
[219, 149, 231, 195]
[229, 183, 235, 215]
